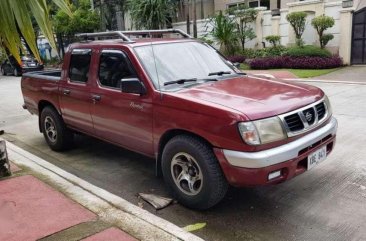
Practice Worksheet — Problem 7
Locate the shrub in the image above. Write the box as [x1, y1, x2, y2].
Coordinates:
[265, 46, 287, 57]
[285, 45, 331, 58]
[265, 35, 281, 47]
[249, 56, 343, 69]
[286, 12, 307, 47]
[226, 55, 246, 63]
[320, 34, 334, 48]
[241, 46, 287, 59]
[242, 48, 264, 58]
[311, 15, 335, 48]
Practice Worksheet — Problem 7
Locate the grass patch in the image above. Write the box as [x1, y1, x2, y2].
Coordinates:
[239, 64, 342, 78]
[286, 68, 341, 78]
[239, 63, 251, 70]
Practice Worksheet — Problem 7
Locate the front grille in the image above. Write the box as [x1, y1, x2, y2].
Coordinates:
[315, 102, 326, 120]
[280, 99, 329, 137]
[284, 113, 304, 132]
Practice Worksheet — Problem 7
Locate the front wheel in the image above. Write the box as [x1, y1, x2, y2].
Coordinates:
[40, 106, 73, 151]
[1, 68, 5, 76]
[162, 135, 228, 210]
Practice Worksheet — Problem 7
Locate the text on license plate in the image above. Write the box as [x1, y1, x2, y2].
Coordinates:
[308, 146, 327, 170]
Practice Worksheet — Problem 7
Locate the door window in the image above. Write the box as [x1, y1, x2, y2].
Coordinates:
[98, 50, 137, 89]
[69, 49, 92, 83]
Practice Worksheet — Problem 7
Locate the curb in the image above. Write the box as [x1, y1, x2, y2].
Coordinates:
[5, 141, 204, 241]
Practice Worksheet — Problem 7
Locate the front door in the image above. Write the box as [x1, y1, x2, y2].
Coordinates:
[59, 48, 94, 134]
[90, 49, 154, 156]
[351, 7, 366, 64]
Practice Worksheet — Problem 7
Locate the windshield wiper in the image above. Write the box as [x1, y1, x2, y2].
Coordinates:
[164, 78, 197, 86]
[208, 71, 231, 76]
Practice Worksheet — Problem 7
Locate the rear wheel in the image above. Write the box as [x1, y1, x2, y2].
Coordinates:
[1, 68, 5, 76]
[40, 106, 73, 151]
[162, 135, 228, 210]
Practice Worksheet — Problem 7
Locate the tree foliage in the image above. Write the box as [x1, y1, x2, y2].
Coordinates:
[286, 11, 307, 47]
[228, 6, 257, 50]
[54, 0, 100, 39]
[265, 35, 281, 47]
[127, 0, 176, 30]
[209, 11, 239, 55]
[0, 0, 71, 64]
[311, 15, 335, 48]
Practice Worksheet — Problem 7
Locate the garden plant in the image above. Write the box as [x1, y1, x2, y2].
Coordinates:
[286, 11, 307, 47]
[311, 15, 335, 49]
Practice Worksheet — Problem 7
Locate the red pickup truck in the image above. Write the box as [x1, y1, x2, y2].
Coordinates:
[21, 30, 337, 209]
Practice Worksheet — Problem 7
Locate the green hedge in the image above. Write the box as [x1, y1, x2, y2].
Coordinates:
[242, 46, 287, 58]
[285, 45, 331, 58]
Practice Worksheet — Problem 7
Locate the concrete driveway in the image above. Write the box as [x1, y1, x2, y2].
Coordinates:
[0, 75, 365, 241]
[311, 66, 366, 83]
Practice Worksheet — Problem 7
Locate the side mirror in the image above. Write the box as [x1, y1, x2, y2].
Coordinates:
[120, 78, 147, 95]
[233, 62, 241, 68]
[227, 61, 240, 68]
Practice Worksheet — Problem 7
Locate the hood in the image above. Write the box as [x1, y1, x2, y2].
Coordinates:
[174, 75, 323, 120]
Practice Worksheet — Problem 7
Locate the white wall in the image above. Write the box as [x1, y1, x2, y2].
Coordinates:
[175, 1, 344, 54]
[279, 9, 289, 45]
[324, 1, 342, 49]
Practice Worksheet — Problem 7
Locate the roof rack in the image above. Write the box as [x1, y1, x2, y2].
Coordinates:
[75, 29, 192, 42]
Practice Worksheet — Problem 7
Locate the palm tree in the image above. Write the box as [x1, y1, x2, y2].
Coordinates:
[0, 0, 71, 64]
[209, 11, 238, 55]
[127, 0, 177, 30]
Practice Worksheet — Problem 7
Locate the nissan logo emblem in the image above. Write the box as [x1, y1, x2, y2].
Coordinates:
[305, 111, 313, 122]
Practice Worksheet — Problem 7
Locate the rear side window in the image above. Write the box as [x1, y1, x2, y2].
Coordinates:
[98, 50, 137, 88]
[69, 49, 91, 83]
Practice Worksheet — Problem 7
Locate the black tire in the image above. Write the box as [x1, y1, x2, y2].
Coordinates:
[162, 135, 228, 210]
[1, 68, 5, 76]
[13, 68, 20, 76]
[40, 106, 73, 151]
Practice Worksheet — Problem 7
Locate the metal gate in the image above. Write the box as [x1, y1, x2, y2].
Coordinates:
[351, 8, 366, 64]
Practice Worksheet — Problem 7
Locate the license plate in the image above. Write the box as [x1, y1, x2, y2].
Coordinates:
[307, 146, 327, 170]
[29, 63, 36, 67]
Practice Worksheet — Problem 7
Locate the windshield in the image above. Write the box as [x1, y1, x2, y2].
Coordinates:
[134, 42, 236, 90]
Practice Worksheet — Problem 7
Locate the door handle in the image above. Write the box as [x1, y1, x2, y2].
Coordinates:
[92, 94, 101, 102]
[63, 89, 71, 95]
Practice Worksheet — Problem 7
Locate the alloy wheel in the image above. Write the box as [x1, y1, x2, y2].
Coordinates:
[44, 116, 57, 143]
[171, 152, 203, 196]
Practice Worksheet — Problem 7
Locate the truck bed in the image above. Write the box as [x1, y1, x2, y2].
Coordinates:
[21, 70, 62, 115]
[22, 70, 61, 81]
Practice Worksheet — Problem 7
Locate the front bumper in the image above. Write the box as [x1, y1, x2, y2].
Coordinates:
[215, 117, 337, 186]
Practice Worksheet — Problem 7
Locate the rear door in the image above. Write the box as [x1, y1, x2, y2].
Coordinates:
[59, 49, 94, 134]
[90, 49, 154, 156]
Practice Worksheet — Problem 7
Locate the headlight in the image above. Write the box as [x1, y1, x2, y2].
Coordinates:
[324, 95, 332, 116]
[238, 117, 286, 145]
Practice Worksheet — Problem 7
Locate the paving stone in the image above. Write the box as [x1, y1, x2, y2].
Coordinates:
[0, 175, 96, 241]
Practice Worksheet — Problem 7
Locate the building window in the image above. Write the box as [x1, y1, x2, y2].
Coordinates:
[227, 1, 270, 10]
[249, 1, 259, 8]
[227, 1, 245, 10]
